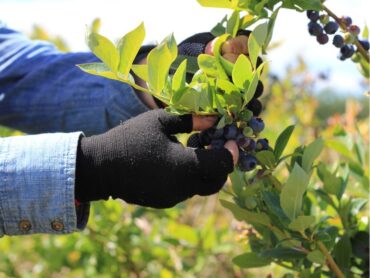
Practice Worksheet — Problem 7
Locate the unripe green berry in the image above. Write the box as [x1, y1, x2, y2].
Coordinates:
[351, 53, 361, 63]
[244, 196, 257, 210]
[344, 32, 355, 44]
[319, 14, 330, 25]
[239, 109, 253, 122]
[243, 127, 253, 137]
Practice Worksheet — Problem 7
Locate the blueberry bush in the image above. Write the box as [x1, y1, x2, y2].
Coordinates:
[0, 1, 368, 277]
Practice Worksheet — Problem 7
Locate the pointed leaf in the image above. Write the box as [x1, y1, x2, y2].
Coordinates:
[232, 54, 253, 89]
[307, 250, 326, 264]
[233, 252, 271, 269]
[117, 22, 145, 78]
[197, 0, 234, 9]
[302, 138, 324, 173]
[131, 64, 148, 82]
[274, 125, 295, 160]
[288, 215, 316, 232]
[86, 32, 119, 71]
[255, 150, 276, 169]
[77, 63, 120, 81]
[226, 10, 240, 37]
[172, 59, 187, 92]
[280, 164, 309, 220]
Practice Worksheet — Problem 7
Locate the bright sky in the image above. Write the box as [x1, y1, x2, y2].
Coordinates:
[1, 0, 369, 95]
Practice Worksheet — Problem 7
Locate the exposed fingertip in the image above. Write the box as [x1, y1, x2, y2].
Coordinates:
[224, 140, 239, 166]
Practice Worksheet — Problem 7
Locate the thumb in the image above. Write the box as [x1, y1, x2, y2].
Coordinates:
[157, 110, 193, 134]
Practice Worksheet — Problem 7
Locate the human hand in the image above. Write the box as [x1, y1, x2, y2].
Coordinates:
[75, 109, 238, 208]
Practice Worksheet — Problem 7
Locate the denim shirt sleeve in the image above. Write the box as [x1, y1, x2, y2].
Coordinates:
[0, 132, 90, 236]
[0, 24, 149, 136]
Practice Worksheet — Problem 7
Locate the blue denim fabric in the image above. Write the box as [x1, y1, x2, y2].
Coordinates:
[0, 24, 150, 235]
[0, 24, 149, 136]
[0, 132, 88, 236]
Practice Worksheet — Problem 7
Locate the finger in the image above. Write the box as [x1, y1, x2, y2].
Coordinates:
[222, 53, 239, 63]
[193, 148, 234, 196]
[192, 115, 218, 131]
[224, 140, 239, 166]
[157, 110, 193, 134]
[221, 35, 248, 55]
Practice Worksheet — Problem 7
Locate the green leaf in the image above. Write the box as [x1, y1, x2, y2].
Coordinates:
[362, 24, 369, 39]
[211, 15, 227, 36]
[117, 22, 145, 78]
[198, 54, 228, 79]
[226, 10, 240, 37]
[317, 163, 343, 199]
[333, 234, 352, 274]
[280, 164, 310, 220]
[302, 138, 324, 173]
[232, 54, 253, 89]
[255, 150, 276, 169]
[172, 59, 187, 92]
[77, 63, 120, 81]
[220, 199, 271, 226]
[261, 248, 306, 260]
[288, 215, 315, 232]
[282, 0, 321, 11]
[243, 71, 259, 105]
[325, 139, 353, 159]
[173, 87, 200, 111]
[274, 125, 295, 160]
[197, 0, 234, 9]
[230, 170, 245, 196]
[307, 250, 326, 265]
[232, 252, 271, 268]
[261, 191, 290, 226]
[147, 41, 174, 93]
[86, 31, 119, 72]
[216, 79, 242, 113]
[131, 64, 148, 82]
[248, 34, 260, 69]
[263, 7, 280, 53]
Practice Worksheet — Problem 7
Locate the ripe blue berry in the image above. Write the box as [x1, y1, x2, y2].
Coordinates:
[223, 124, 239, 140]
[340, 16, 352, 27]
[245, 139, 256, 152]
[359, 40, 370, 51]
[212, 128, 224, 139]
[254, 81, 264, 98]
[308, 22, 323, 36]
[236, 134, 249, 148]
[306, 10, 320, 22]
[239, 153, 258, 172]
[333, 35, 344, 48]
[256, 138, 269, 151]
[324, 21, 339, 34]
[317, 33, 329, 44]
[248, 117, 265, 134]
[340, 44, 355, 59]
[349, 25, 361, 35]
[247, 98, 262, 116]
[210, 139, 225, 150]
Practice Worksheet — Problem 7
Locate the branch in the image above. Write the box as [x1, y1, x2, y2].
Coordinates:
[317, 241, 345, 278]
[321, 4, 370, 63]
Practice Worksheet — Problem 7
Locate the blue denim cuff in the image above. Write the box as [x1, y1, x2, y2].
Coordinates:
[0, 132, 89, 236]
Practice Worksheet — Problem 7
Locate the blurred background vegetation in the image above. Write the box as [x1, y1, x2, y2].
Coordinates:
[0, 24, 368, 278]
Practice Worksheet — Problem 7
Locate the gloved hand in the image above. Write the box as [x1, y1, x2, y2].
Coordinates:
[75, 109, 236, 208]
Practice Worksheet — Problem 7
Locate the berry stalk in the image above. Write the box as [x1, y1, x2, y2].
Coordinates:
[321, 4, 370, 63]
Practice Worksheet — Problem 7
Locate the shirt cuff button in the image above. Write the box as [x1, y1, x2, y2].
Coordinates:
[19, 219, 32, 232]
[51, 220, 64, 232]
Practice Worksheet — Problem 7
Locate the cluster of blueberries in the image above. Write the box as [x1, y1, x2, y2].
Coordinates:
[187, 80, 268, 172]
[306, 10, 369, 60]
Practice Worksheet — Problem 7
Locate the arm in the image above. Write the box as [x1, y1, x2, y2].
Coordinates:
[0, 24, 150, 136]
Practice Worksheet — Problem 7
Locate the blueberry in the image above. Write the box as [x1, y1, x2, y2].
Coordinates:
[359, 40, 370, 51]
[349, 25, 361, 35]
[306, 10, 320, 22]
[247, 98, 262, 116]
[223, 124, 239, 140]
[213, 128, 224, 139]
[245, 139, 256, 152]
[248, 117, 265, 134]
[256, 138, 269, 151]
[308, 22, 323, 36]
[340, 16, 352, 27]
[187, 133, 203, 148]
[239, 153, 258, 172]
[340, 44, 355, 59]
[333, 35, 344, 48]
[210, 138, 225, 150]
[317, 33, 329, 44]
[254, 80, 264, 98]
[236, 134, 247, 147]
[324, 21, 339, 34]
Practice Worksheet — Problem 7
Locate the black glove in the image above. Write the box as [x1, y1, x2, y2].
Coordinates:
[75, 110, 234, 208]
